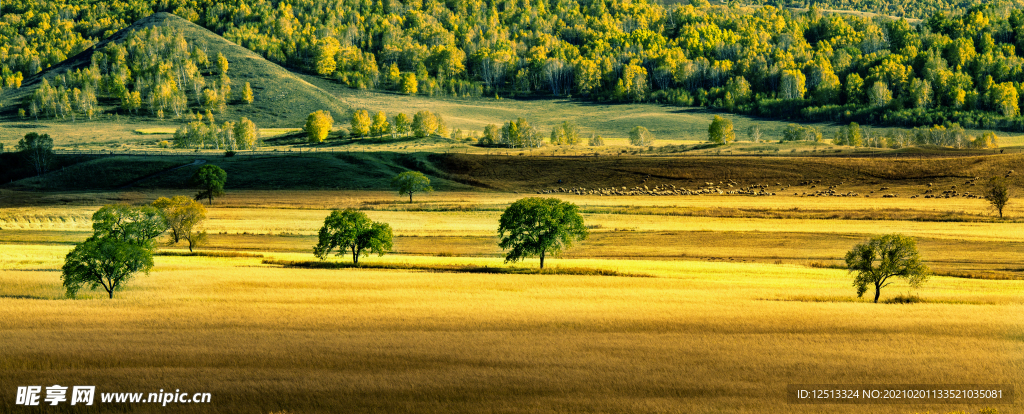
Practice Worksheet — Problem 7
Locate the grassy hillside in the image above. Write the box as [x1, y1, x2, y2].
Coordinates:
[5, 152, 1023, 197]
[3, 13, 348, 127]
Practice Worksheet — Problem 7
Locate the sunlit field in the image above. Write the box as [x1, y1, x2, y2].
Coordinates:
[1, 190, 1021, 413]
[1, 249, 1021, 414]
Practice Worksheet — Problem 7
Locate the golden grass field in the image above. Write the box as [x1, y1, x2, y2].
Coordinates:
[1, 189, 1022, 414]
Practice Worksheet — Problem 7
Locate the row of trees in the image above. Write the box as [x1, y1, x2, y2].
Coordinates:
[304, 110, 450, 142]
[60, 164, 227, 298]
[63, 197, 933, 303]
[58, 165, 1012, 302]
[173, 112, 260, 150]
[313, 192, 588, 269]
[705, 115, 1003, 148]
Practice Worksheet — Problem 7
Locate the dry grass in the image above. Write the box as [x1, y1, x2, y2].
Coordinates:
[1, 190, 1021, 412]
[135, 127, 301, 137]
[3, 190, 1024, 280]
[4, 202, 1022, 240]
[0, 249, 1020, 413]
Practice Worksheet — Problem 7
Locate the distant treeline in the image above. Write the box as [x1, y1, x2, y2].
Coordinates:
[751, 0, 987, 20]
[4, 0, 1024, 131]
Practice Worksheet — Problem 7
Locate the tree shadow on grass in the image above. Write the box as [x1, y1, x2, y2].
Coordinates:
[0, 294, 56, 300]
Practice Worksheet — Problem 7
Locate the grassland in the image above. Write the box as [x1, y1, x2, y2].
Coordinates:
[2, 186, 1023, 413]
[1, 243, 1021, 413]
[2, 115, 1023, 413]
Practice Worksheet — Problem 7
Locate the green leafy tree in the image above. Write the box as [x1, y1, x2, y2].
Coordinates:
[497, 197, 588, 269]
[17, 132, 54, 176]
[779, 70, 807, 100]
[837, 122, 863, 146]
[629, 126, 655, 146]
[391, 171, 433, 203]
[908, 78, 932, 109]
[707, 116, 734, 144]
[982, 177, 1010, 218]
[560, 121, 580, 145]
[61, 205, 167, 299]
[845, 73, 865, 104]
[550, 128, 565, 145]
[500, 118, 540, 148]
[845, 234, 929, 303]
[481, 124, 499, 145]
[152, 196, 208, 252]
[234, 117, 259, 150]
[393, 113, 411, 137]
[313, 209, 394, 265]
[190, 165, 227, 204]
[868, 81, 893, 108]
[305, 110, 333, 143]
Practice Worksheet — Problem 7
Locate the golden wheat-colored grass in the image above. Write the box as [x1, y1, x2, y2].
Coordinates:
[1, 191, 1021, 413]
[0, 249, 1020, 413]
[4, 202, 1022, 241]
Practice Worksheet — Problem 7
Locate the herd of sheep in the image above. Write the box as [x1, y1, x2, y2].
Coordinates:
[536, 175, 1006, 199]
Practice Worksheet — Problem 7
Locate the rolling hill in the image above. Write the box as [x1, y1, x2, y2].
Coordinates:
[3, 12, 348, 127]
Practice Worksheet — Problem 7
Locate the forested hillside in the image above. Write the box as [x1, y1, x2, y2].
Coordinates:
[749, 0, 1002, 20]
[3, 0, 1024, 131]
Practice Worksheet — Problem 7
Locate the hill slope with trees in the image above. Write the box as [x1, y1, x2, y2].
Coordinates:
[2, 12, 347, 126]
[3, 0, 1024, 131]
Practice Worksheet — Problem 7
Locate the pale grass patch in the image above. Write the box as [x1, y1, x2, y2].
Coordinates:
[135, 127, 301, 137]
[0, 244, 72, 270]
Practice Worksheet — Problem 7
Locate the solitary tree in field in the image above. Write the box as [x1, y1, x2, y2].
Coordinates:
[982, 176, 1010, 218]
[845, 234, 928, 303]
[190, 165, 227, 204]
[313, 209, 393, 265]
[304, 110, 333, 143]
[391, 171, 433, 203]
[498, 198, 588, 269]
[17, 132, 54, 176]
[708, 116, 735, 144]
[629, 126, 654, 146]
[152, 196, 208, 252]
[62, 205, 167, 299]
[746, 125, 762, 143]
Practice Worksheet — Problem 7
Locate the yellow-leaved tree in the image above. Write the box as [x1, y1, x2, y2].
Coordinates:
[350, 110, 372, 137]
[241, 82, 253, 104]
[305, 110, 334, 143]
